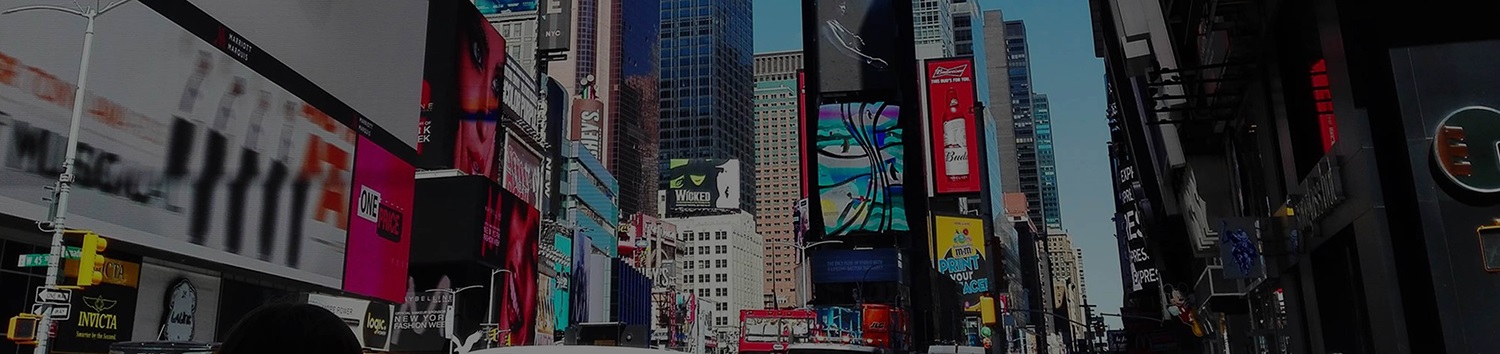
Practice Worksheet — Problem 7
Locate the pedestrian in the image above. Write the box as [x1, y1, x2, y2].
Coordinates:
[218, 303, 362, 354]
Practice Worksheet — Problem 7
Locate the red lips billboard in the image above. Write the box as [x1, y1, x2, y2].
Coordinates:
[925, 57, 981, 194]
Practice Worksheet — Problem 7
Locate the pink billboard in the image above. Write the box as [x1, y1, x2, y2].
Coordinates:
[344, 136, 416, 302]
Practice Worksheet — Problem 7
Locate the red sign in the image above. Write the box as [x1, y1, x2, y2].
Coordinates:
[925, 58, 981, 194]
[1310, 59, 1338, 153]
[740, 309, 816, 353]
[502, 135, 542, 207]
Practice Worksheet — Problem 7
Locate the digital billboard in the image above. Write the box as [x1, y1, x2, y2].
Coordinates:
[809, 248, 901, 284]
[536, 275, 557, 344]
[665, 159, 742, 212]
[1215, 218, 1264, 279]
[497, 186, 540, 346]
[304, 293, 394, 351]
[345, 136, 416, 302]
[1390, 40, 1500, 343]
[57, 255, 142, 353]
[503, 134, 543, 207]
[554, 234, 574, 333]
[815, 101, 908, 236]
[931, 215, 991, 304]
[537, 0, 574, 53]
[0, 1, 415, 290]
[814, 0, 899, 93]
[418, 0, 507, 181]
[925, 58, 981, 194]
[476, 0, 540, 14]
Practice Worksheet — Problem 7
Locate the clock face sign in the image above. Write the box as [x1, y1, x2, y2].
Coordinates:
[1433, 106, 1500, 194]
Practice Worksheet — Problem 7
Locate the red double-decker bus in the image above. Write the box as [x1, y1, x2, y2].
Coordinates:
[739, 309, 817, 354]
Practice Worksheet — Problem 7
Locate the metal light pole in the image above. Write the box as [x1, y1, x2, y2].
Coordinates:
[765, 240, 842, 308]
[428, 285, 485, 353]
[2, 1, 133, 353]
[486, 269, 513, 346]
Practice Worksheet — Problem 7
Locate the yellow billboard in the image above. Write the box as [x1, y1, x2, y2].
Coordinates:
[931, 215, 992, 299]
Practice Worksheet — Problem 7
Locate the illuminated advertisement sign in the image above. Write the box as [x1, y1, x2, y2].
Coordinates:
[809, 248, 901, 284]
[815, 101, 908, 236]
[1108, 79, 1160, 293]
[1309, 59, 1338, 153]
[813, 0, 898, 93]
[664, 159, 742, 212]
[417, 1, 507, 181]
[537, 0, 573, 52]
[925, 58, 981, 194]
[931, 215, 992, 303]
[0, 1, 416, 290]
[344, 136, 416, 302]
[476, 0, 539, 14]
[57, 255, 141, 353]
[503, 134, 543, 207]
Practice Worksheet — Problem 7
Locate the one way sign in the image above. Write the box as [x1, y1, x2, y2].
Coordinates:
[35, 287, 71, 305]
[31, 303, 70, 320]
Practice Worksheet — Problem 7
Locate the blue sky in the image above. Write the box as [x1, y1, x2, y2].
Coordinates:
[751, 0, 1119, 325]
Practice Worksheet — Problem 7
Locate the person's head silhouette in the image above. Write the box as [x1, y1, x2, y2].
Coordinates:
[219, 303, 362, 354]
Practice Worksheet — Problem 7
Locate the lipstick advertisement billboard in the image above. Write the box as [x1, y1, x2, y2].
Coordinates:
[496, 185, 540, 346]
[931, 215, 992, 305]
[0, 1, 416, 290]
[1391, 40, 1500, 346]
[815, 101, 909, 237]
[417, 0, 507, 181]
[925, 58, 981, 194]
[345, 136, 416, 302]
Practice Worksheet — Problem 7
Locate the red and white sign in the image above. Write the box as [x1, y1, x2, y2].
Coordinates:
[925, 58, 982, 194]
[502, 135, 542, 208]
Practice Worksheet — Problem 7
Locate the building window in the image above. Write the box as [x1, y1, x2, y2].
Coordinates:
[698, 232, 710, 241]
[700, 260, 710, 269]
[716, 317, 728, 326]
[699, 246, 710, 254]
[716, 245, 728, 254]
[716, 288, 728, 296]
[699, 288, 710, 297]
[716, 259, 728, 268]
[716, 274, 728, 282]
[716, 303, 728, 311]
[716, 231, 728, 240]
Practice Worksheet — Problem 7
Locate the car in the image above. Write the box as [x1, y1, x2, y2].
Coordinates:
[468, 345, 685, 354]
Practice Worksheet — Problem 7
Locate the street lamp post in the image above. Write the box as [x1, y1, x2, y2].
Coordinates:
[764, 240, 843, 308]
[487, 269, 514, 346]
[428, 285, 485, 354]
[2, 1, 134, 353]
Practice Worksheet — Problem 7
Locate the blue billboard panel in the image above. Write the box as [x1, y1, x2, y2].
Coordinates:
[809, 249, 902, 284]
[475, 0, 539, 14]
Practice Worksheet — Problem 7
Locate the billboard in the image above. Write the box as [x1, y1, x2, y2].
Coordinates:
[345, 136, 416, 302]
[538, 0, 574, 52]
[812, 306, 863, 339]
[536, 275, 557, 344]
[813, 0, 899, 93]
[476, 0, 540, 14]
[624, 213, 679, 279]
[418, 1, 507, 181]
[305, 293, 394, 351]
[739, 309, 816, 352]
[925, 58, 981, 194]
[0, 1, 417, 290]
[809, 248, 902, 284]
[1215, 218, 1265, 279]
[503, 134, 543, 207]
[497, 186, 540, 346]
[665, 159, 742, 212]
[570, 96, 607, 167]
[1391, 40, 1500, 343]
[931, 215, 992, 303]
[56, 255, 142, 353]
[815, 101, 908, 236]
[131, 260, 221, 342]
[554, 234, 574, 332]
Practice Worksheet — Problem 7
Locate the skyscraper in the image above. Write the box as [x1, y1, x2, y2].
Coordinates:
[912, 0, 955, 59]
[981, 10, 1018, 196]
[658, 0, 756, 214]
[752, 50, 803, 308]
[614, 0, 663, 217]
[1003, 20, 1044, 228]
[1035, 93, 1061, 229]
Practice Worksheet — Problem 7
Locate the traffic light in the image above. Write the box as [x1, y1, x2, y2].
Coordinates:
[978, 296, 997, 326]
[75, 232, 107, 286]
[6, 314, 38, 344]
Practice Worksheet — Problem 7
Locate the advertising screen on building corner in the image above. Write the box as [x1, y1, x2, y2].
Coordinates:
[930, 215, 991, 305]
[814, 100, 908, 237]
[925, 57, 981, 194]
[417, 0, 507, 181]
[0, 0, 415, 293]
